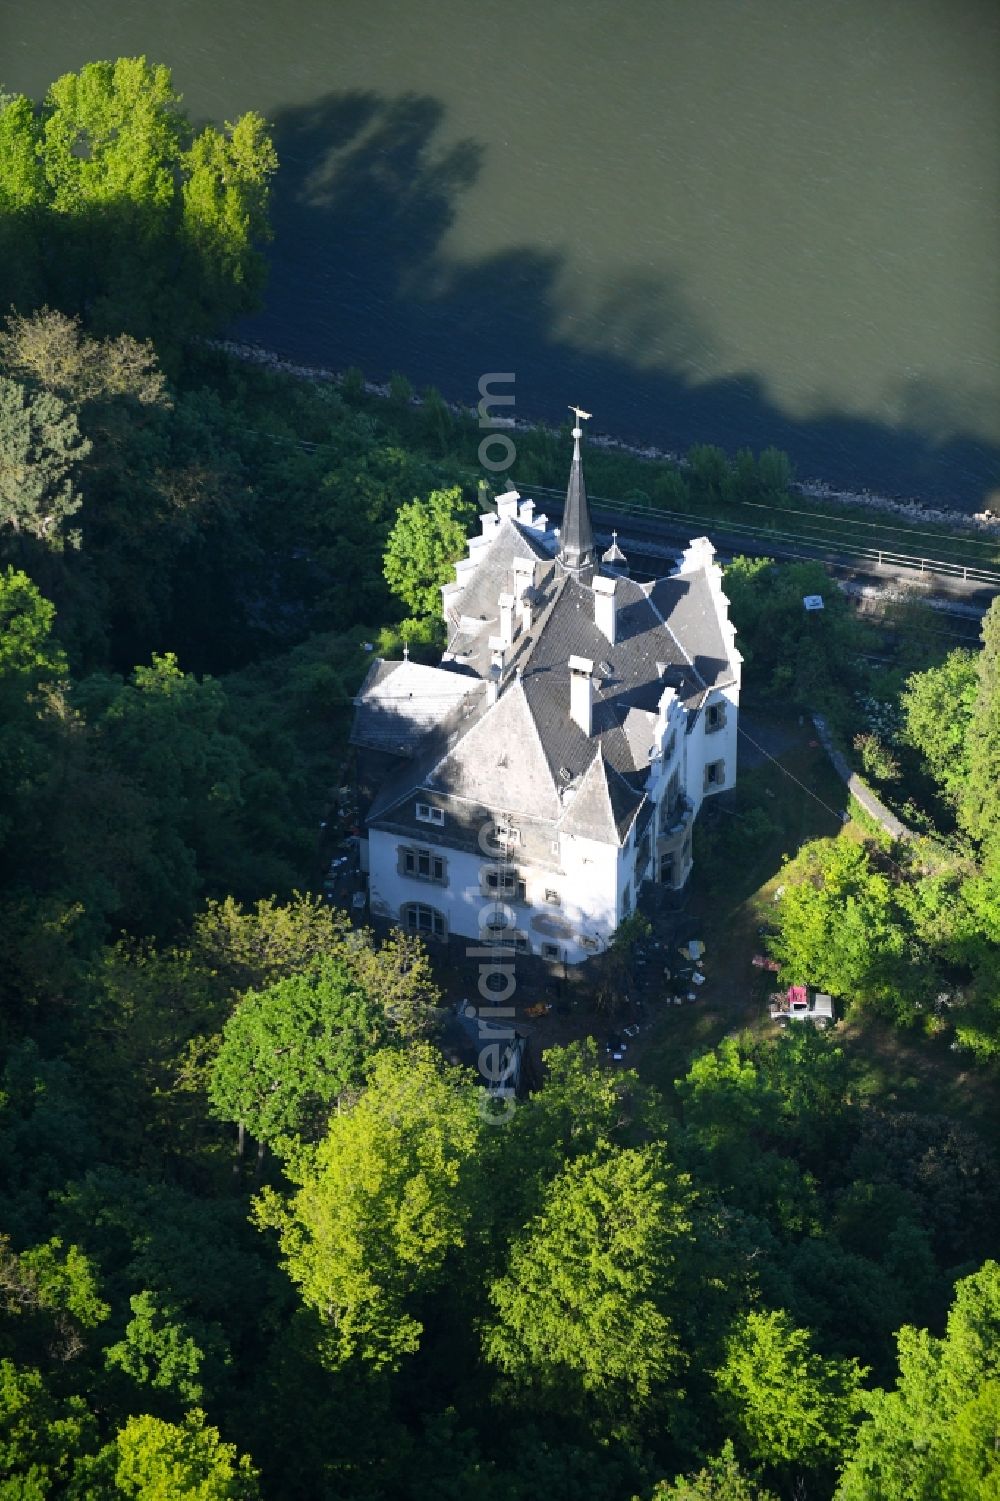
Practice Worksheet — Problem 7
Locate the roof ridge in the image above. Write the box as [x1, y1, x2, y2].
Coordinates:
[558, 743, 621, 843]
[517, 568, 567, 681]
[511, 674, 559, 809]
[645, 575, 707, 689]
[423, 675, 560, 821]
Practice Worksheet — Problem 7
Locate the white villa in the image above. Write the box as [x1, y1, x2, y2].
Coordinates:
[351, 415, 741, 964]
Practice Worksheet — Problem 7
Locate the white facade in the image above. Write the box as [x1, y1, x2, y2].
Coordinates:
[354, 446, 741, 965]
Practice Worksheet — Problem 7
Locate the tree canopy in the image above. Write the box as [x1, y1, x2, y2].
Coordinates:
[0, 58, 277, 347]
[382, 484, 476, 620]
[254, 1046, 484, 1372]
[209, 957, 388, 1147]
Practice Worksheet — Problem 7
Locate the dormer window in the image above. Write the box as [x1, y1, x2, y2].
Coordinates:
[416, 802, 444, 826]
[494, 820, 520, 847]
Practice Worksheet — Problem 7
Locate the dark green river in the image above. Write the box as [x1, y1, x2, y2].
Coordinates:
[6, 0, 999, 505]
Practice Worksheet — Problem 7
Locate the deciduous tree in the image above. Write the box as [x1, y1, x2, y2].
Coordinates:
[114, 1408, 260, 1499]
[838, 1260, 1000, 1500]
[383, 485, 476, 619]
[715, 1308, 865, 1472]
[901, 648, 978, 804]
[483, 1146, 693, 1432]
[254, 1046, 483, 1372]
[0, 375, 90, 547]
[209, 957, 387, 1148]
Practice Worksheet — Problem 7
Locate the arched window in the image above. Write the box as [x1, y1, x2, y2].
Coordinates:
[401, 902, 447, 940]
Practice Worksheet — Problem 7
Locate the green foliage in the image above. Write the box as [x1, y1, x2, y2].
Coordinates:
[723, 555, 868, 705]
[484, 1146, 693, 1431]
[498, 1039, 666, 1230]
[180, 113, 278, 331]
[769, 838, 923, 1018]
[0, 567, 66, 685]
[838, 1260, 1000, 1500]
[104, 1290, 226, 1407]
[676, 1038, 818, 1232]
[254, 1046, 483, 1372]
[114, 1408, 260, 1499]
[0, 55, 995, 1501]
[901, 648, 978, 803]
[959, 597, 1000, 856]
[0, 308, 170, 416]
[2, 58, 276, 349]
[854, 731, 900, 783]
[0, 1358, 102, 1495]
[10, 1238, 108, 1329]
[383, 485, 476, 618]
[0, 1234, 109, 1371]
[715, 1308, 866, 1471]
[209, 957, 387, 1146]
[387, 371, 414, 408]
[0, 375, 90, 547]
[649, 1441, 777, 1500]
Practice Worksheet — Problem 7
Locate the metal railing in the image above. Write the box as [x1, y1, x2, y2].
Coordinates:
[523, 483, 1000, 588]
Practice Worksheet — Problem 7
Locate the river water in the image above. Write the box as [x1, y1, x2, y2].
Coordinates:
[6, 0, 1000, 506]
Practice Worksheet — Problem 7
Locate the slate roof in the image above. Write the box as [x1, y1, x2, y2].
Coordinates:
[559, 440, 595, 572]
[351, 660, 480, 755]
[560, 746, 644, 842]
[355, 441, 737, 851]
[427, 678, 562, 822]
[648, 575, 732, 691]
[443, 518, 549, 672]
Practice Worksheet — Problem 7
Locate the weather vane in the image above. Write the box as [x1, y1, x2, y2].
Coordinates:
[569, 405, 591, 460]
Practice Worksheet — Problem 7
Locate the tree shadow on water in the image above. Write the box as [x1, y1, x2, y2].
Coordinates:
[243, 88, 1000, 509]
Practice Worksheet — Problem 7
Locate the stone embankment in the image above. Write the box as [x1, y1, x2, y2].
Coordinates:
[811, 714, 914, 842]
[209, 339, 1000, 540]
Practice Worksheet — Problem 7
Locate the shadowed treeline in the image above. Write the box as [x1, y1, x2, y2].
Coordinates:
[243, 87, 1000, 510]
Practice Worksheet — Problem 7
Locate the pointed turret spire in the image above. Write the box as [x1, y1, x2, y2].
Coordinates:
[558, 406, 595, 574]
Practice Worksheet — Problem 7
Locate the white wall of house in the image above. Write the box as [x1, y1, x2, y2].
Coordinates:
[368, 820, 625, 963]
[685, 687, 739, 810]
[369, 529, 743, 962]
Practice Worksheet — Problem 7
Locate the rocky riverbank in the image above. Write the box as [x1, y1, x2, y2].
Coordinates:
[210, 339, 1000, 540]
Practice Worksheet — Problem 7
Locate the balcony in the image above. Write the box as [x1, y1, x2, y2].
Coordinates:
[656, 795, 694, 846]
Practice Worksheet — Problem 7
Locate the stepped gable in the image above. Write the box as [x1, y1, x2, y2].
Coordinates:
[444, 516, 550, 674]
[359, 413, 737, 851]
[648, 571, 735, 691]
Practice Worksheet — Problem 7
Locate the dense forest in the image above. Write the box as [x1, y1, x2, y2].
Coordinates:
[0, 59, 998, 1499]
